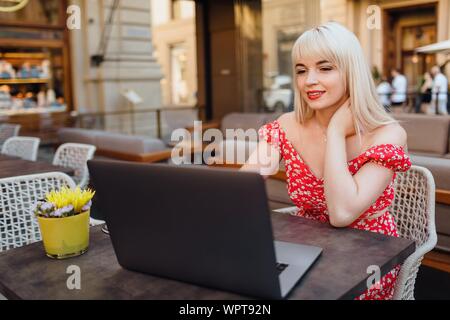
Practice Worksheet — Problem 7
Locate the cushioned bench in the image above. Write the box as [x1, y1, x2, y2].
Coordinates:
[394, 114, 450, 158]
[58, 128, 172, 163]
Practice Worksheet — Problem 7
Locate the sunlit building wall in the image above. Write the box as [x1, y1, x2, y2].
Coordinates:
[69, 0, 163, 135]
[151, 0, 197, 106]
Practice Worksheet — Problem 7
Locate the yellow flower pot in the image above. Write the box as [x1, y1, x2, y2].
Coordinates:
[37, 210, 90, 259]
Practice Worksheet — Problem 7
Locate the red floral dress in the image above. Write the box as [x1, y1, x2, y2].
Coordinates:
[259, 120, 412, 300]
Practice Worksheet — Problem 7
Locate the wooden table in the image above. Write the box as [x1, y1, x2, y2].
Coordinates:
[0, 154, 74, 179]
[0, 213, 415, 300]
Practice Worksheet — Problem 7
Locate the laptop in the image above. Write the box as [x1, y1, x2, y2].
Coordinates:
[88, 160, 322, 299]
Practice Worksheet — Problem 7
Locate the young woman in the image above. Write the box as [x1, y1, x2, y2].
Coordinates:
[242, 22, 411, 300]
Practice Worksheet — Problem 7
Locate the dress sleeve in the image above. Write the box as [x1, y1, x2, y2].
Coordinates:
[361, 144, 411, 172]
[258, 121, 282, 151]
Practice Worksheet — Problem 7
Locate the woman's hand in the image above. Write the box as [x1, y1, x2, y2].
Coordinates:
[328, 98, 355, 137]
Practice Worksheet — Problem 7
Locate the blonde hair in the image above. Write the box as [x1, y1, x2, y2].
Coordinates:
[291, 21, 396, 133]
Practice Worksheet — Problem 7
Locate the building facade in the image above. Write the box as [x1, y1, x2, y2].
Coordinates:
[1, 0, 449, 135]
[261, 0, 449, 92]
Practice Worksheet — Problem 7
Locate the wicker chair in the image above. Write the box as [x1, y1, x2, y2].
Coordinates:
[271, 165, 437, 299]
[0, 172, 75, 252]
[391, 165, 437, 300]
[1, 136, 40, 161]
[0, 172, 104, 254]
[0, 124, 20, 149]
[52, 143, 96, 188]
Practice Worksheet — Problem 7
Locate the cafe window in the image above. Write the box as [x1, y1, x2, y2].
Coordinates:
[0, 48, 68, 115]
[0, 0, 71, 116]
[170, 43, 189, 105]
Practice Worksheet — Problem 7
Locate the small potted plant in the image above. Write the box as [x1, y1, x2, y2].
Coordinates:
[33, 186, 95, 259]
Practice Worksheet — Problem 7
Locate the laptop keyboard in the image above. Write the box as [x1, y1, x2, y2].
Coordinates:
[276, 262, 288, 274]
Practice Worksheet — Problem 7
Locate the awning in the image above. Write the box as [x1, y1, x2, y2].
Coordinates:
[415, 40, 450, 54]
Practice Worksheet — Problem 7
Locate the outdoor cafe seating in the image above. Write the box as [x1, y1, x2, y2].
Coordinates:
[0, 123, 438, 299]
[0, 102, 445, 300]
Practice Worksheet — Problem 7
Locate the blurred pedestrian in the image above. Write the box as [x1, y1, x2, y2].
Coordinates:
[390, 69, 407, 111]
[376, 76, 392, 111]
[430, 65, 448, 115]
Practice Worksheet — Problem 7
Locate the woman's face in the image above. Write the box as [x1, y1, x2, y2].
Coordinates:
[295, 57, 347, 111]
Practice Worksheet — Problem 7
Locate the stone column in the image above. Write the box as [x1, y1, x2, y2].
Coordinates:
[71, 0, 163, 136]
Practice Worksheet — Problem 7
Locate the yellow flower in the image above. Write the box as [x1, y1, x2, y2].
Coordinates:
[46, 187, 95, 213]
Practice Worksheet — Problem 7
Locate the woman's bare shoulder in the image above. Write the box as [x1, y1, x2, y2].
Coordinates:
[276, 112, 297, 128]
[367, 122, 407, 148]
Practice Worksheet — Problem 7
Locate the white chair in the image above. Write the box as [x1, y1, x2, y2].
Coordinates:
[0, 172, 75, 252]
[52, 143, 96, 188]
[391, 165, 437, 300]
[1, 136, 40, 161]
[0, 124, 20, 149]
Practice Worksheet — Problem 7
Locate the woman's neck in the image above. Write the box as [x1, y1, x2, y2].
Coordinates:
[313, 95, 349, 129]
[314, 105, 339, 129]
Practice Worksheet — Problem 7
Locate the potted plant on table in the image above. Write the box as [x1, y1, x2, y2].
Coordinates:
[33, 187, 95, 259]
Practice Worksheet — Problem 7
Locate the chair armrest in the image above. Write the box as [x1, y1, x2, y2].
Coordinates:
[209, 163, 241, 169]
[270, 170, 287, 182]
[185, 120, 221, 133]
[138, 149, 174, 162]
[272, 206, 298, 215]
[89, 217, 105, 227]
[209, 163, 288, 181]
[437, 189, 450, 206]
[95, 148, 173, 163]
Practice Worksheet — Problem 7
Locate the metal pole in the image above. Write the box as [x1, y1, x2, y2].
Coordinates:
[130, 102, 135, 135]
[156, 109, 162, 139]
[435, 90, 439, 115]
